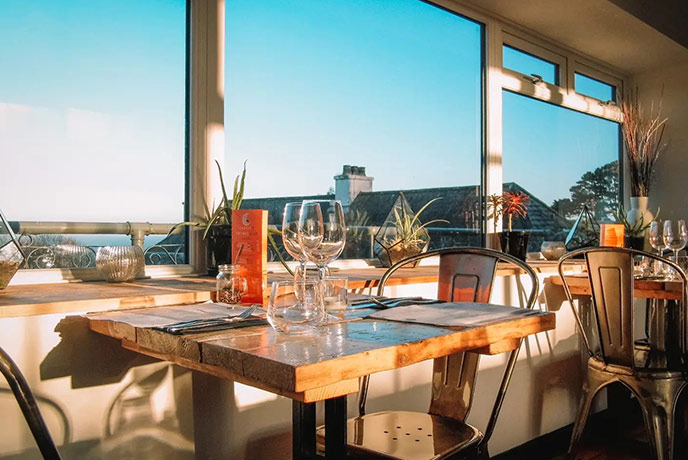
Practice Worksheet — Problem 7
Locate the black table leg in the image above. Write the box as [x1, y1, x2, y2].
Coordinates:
[293, 400, 316, 459]
[325, 396, 347, 459]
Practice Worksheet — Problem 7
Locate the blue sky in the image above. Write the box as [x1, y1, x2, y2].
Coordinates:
[0, 0, 618, 224]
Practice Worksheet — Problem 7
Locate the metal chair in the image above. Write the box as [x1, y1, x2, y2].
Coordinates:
[0, 346, 62, 459]
[333, 247, 540, 460]
[558, 247, 688, 460]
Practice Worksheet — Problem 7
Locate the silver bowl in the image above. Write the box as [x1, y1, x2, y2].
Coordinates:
[96, 246, 144, 282]
[540, 241, 566, 260]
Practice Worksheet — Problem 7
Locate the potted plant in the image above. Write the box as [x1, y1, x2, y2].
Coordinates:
[618, 87, 667, 227]
[612, 205, 659, 250]
[375, 194, 448, 267]
[172, 160, 246, 275]
[489, 191, 530, 261]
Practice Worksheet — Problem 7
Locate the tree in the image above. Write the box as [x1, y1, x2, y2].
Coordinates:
[552, 160, 619, 222]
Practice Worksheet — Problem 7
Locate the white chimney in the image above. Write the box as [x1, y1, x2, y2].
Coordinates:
[334, 165, 374, 211]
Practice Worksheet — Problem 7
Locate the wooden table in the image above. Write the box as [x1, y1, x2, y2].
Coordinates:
[84, 302, 555, 459]
[548, 274, 684, 301]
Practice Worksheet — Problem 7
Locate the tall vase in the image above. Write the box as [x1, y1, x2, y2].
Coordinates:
[627, 196, 653, 228]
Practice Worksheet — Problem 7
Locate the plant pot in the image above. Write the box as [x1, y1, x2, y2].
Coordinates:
[499, 231, 529, 261]
[377, 240, 427, 268]
[206, 224, 232, 276]
[624, 235, 645, 251]
[627, 197, 654, 228]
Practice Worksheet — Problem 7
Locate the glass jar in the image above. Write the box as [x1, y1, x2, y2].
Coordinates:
[216, 264, 248, 305]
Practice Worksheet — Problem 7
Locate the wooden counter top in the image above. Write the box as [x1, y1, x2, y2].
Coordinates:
[0, 260, 581, 318]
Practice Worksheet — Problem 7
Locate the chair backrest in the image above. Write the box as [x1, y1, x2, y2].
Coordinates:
[0, 346, 62, 459]
[557, 247, 688, 369]
[358, 247, 539, 444]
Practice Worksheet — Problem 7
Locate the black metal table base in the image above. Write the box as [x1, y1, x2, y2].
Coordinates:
[293, 396, 348, 459]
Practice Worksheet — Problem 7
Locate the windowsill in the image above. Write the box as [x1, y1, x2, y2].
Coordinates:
[1, 259, 585, 318]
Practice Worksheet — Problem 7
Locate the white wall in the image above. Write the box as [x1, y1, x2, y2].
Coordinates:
[630, 62, 688, 219]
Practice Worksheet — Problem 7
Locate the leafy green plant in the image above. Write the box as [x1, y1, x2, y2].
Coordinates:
[612, 204, 659, 237]
[171, 160, 246, 238]
[387, 194, 448, 250]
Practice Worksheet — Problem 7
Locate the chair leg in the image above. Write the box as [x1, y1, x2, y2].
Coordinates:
[636, 380, 684, 460]
[568, 375, 604, 458]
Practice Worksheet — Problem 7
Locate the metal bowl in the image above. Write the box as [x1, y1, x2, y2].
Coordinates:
[540, 241, 566, 261]
[96, 246, 144, 282]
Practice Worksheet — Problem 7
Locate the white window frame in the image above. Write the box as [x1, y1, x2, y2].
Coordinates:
[12, 0, 629, 284]
[12, 0, 217, 284]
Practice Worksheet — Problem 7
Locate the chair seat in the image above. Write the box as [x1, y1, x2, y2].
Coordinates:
[316, 411, 483, 460]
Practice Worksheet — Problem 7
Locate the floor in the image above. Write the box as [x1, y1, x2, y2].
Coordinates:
[494, 395, 688, 460]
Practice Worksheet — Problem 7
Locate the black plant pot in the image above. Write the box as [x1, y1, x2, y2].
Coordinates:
[206, 224, 232, 276]
[499, 231, 530, 261]
[624, 235, 645, 251]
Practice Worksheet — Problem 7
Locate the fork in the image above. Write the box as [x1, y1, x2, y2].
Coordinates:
[165, 305, 258, 332]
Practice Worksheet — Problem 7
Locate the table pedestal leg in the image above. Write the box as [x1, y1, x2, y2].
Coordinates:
[192, 371, 235, 459]
[325, 396, 347, 460]
[293, 400, 316, 459]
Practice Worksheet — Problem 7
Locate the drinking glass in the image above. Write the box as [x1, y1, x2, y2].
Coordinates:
[663, 220, 688, 263]
[267, 280, 325, 334]
[282, 202, 309, 283]
[649, 221, 664, 257]
[299, 200, 346, 279]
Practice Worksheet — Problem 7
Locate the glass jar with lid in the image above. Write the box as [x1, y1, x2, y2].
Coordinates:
[216, 264, 248, 305]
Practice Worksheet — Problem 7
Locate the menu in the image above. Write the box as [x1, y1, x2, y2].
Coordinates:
[232, 209, 268, 305]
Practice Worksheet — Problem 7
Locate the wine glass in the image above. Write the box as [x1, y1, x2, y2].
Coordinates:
[282, 202, 309, 283]
[649, 221, 664, 257]
[663, 220, 688, 263]
[298, 200, 346, 279]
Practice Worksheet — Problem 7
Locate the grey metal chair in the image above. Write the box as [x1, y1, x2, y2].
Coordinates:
[558, 247, 688, 460]
[0, 346, 62, 459]
[344, 247, 540, 460]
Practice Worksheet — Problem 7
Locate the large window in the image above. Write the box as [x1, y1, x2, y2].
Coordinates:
[502, 91, 620, 251]
[225, 0, 483, 261]
[0, 0, 187, 269]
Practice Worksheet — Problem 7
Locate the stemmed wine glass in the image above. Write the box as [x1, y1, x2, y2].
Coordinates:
[663, 220, 688, 263]
[298, 200, 346, 279]
[282, 202, 310, 283]
[649, 221, 664, 257]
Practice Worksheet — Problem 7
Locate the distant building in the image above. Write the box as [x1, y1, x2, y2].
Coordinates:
[154, 165, 571, 262]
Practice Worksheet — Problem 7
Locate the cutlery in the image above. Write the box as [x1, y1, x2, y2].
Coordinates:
[160, 318, 268, 335]
[163, 305, 258, 332]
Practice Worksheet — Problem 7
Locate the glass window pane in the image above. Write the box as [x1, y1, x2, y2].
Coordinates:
[226, 0, 483, 261]
[0, 1, 187, 268]
[503, 45, 558, 85]
[502, 91, 620, 251]
[575, 72, 615, 101]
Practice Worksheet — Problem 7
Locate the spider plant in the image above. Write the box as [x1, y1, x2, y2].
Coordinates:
[388, 194, 448, 250]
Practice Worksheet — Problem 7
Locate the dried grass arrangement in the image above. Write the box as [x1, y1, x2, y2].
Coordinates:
[618, 87, 668, 197]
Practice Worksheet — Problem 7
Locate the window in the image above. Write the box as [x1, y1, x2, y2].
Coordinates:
[575, 72, 615, 101]
[502, 91, 620, 251]
[0, 1, 188, 269]
[225, 0, 483, 261]
[503, 45, 558, 85]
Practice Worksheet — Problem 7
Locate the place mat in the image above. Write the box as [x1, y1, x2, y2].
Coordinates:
[367, 302, 539, 328]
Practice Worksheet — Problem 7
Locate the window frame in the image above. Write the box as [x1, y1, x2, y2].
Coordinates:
[12, 0, 630, 283]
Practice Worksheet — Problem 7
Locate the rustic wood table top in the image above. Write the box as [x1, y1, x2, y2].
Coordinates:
[85, 302, 555, 403]
[548, 274, 684, 301]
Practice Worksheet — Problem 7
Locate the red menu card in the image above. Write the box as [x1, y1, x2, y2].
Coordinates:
[232, 209, 268, 305]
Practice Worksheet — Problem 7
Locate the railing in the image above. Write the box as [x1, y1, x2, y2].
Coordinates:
[10, 221, 184, 269]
